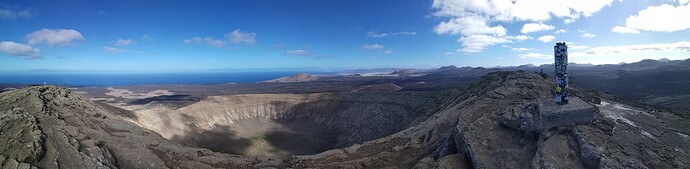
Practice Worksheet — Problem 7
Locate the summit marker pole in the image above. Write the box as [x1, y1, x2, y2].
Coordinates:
[554, 42, 569, 104]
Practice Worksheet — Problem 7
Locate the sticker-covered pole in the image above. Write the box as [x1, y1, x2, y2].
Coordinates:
[554, 42, 569, 104]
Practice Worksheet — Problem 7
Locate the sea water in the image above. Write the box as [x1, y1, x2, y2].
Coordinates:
[0, 72, 313, 87]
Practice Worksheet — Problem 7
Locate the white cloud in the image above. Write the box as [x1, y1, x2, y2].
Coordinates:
[26, 29, 84, 46]
[459, 35, 511, 53]
[435, 16, 507, 36]
[554, 29, 567, 34]
[570, 45, 589, 50]
[511, 47, 532, 51]
[203, 37, 225, 48]
[561, 42, 589, 50]
[226, 29, 256, 45]
[183, 37, 202, 44]
[521, 23, 555, 34]
[363, 44, 385, 50]
[432, 0, 615, 53]
[432, 0, 615, 22]
[363, 44, 394, 54]
[576, 41, 690, 56]
[367, 31, 417, 38]
[0, 41, 41, 58]
[581, 33, 596, 38]
[679, 0, 690, 5]
[285, 50, 311, 56]
[367, 32, 389, 38]
[434, 15, 511, 53]
[0, 8, 32, 20]
[141, 34, 154, 41]
[115, 39, 134, 46]
[537, 35, 556, 43]
[103, 46, 129, 54]
[183, 37, 225, 48]
[622, 3, 690, 32]
[610, 26, 640, 34]
[518, 52, 550, 59]
[508, 35, 532, 40]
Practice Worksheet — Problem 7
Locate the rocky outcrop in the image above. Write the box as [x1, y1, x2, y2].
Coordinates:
[0, 86, 119, 168]
[1, 70, 689, 169]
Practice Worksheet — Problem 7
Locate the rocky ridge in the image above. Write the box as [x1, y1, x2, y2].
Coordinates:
[0, 71, 688, 168]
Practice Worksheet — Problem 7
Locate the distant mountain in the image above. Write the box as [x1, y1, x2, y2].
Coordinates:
[264, 72, 317, 83]
[437, 65, 458, 71]
[342, 68, 403, 74]
[390, 69, 415, 77]
[517, 64, 536, 69]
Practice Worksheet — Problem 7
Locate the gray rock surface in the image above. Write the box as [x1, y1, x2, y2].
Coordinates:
[0, 71, 688, 169]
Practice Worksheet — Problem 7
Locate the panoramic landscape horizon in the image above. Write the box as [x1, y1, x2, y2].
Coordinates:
[1, 0, 690, 169]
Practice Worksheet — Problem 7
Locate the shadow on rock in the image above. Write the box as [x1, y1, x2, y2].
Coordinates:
[264, 118, 343, 155]
[170, 124, 253, 155]
[128, 94, 202, 109]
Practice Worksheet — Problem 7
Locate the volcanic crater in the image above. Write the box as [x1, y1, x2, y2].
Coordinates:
[128, 92, 435, 156]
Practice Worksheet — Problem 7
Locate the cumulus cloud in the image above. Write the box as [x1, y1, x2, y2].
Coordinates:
[611, 26, 640, 34]
[114, 39, 134, 46]
[432, 0, 615, 22]
[0, 7, 32, 20]
[459, 35, 511, 53]
[576, 41, 690, 56]
[0, 41, 41, 58]
[581, 33, 596, 38]
[26, 29, 84, 46]
[363, 44, 393, 54]
[554, 29, 567, 34]
[679, 0, 690, 5]
[183, 37, 202, 44]
[103, 46, 129, 54]
[285, 50, 311, 56]
[367, 31, 417, 38]
[203, 37, 225, 48]
[537, 35, 556, 43]
[432, 0, 614, 53]
[226, 29, 256, 45]
[618, 3, 690, 32]
[435, 16, 507, 36]
[183, 37, 225, 48]
[363, 44, 385, 50]
[521, 23, 555, 34]
[507, 35, 532, 41]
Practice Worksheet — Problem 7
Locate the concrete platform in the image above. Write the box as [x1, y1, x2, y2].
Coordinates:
[536, 97, 595, 131]
[498, 96, 595, 133]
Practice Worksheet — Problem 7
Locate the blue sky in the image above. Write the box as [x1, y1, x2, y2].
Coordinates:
[1, 0, 689, 72]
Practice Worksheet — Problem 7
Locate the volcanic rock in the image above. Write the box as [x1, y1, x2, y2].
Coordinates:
[264, 72, 316, 83]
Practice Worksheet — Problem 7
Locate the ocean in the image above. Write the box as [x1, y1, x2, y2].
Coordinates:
[0, 72, 313, 87]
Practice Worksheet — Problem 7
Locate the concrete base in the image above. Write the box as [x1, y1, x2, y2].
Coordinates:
[537, 97, 594, 131]
[498, 96, 595, 133]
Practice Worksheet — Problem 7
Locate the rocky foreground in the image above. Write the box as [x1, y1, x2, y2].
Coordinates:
[0, 71, 689, 168]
